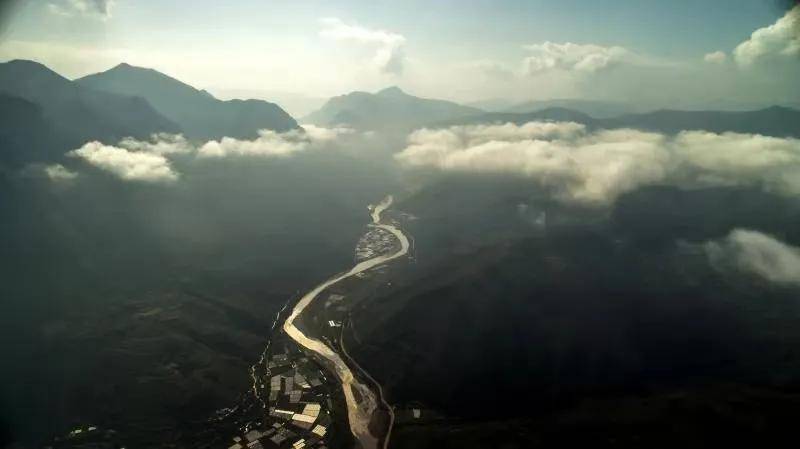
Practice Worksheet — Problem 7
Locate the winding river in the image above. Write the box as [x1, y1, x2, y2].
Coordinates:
[282, 195, 409, 449]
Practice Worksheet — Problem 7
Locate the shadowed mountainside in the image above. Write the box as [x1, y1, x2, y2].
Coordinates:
[0, 59, 180, 166]
[436, 105, 800, 137]
[76, 63, 298, 140]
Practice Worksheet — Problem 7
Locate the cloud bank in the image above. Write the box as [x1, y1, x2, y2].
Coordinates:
[705, 229, 800, 285]
[197, 125, 352, 158]
[69, 141, 179, 183]
[734, 5, 800, 66]
[522, 42, 630, 75]
[395, 122, 800, 204]
[319, 17, 407, 75]
[66, 126, 353, 182]
[117, 133, 193, 155]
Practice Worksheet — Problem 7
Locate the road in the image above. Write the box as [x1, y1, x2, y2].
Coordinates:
[282, 195, 409, 449]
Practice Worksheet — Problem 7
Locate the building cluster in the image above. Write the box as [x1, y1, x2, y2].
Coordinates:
[354, 227, 396, 261]
[229, 345, 334, 449]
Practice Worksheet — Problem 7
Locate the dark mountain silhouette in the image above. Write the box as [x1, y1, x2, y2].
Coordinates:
[505, 98, 641, 118]
[602, 106, 800, 137]
[438, 105, 800, 137]
[0, 94, 55, 167]
[0, 59, 180, 166]
[76, 63, 298, 140]
[304, 86, 483, 131]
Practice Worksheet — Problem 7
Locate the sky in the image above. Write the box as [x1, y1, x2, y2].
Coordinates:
[0, 0, 798, 111]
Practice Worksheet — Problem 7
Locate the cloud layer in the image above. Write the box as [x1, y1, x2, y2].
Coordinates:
[734, 5, 800, 66]
[66, 126, 352, 182]
[69, 141, 179, 183]
[395, 121, 800, 204]
[522, 42, 630, 75]
[319, 17, 407, 75]
[705, 229, 800, 285]
[197, 125, 351, 158]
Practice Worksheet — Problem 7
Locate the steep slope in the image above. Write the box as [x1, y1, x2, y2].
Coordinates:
[0, 59, 180, 153]
[0, 94, 56, 167]
[76, 63, 298, 140]
[304, 86, 483, 131]
[348, 177, 800, 448]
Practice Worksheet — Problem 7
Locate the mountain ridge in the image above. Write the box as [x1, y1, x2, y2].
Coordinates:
[304, 86, 483, 131]
[0, 59, 181, 166]
[434, 105, 800, 137]
[76, 63, 298, 140]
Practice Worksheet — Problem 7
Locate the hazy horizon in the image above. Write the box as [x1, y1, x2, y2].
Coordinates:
[1, 0, 798, 111]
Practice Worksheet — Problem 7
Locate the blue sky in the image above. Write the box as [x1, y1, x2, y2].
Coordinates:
[0, 0, 797, 110]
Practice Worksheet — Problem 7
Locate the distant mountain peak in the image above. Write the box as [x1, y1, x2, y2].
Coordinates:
[2, 59, 67, 80]
[108, 62, 160, 75]
[377, 86, 408, 97]
[76, 61, 298, 139]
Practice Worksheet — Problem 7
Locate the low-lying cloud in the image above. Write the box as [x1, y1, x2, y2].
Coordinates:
[197, 125, 352, 158]
[117, 133, 193, 155]
[67, 126, 353, 182]
[69, 141, 179, 183]
[705, 229, 800, 285]
[734, 5, 799, 66]
[522, 42, 630, 75]
[319, 17, 407, 75]
[44, 163, 78, 181]
[395, 121, 800, 204]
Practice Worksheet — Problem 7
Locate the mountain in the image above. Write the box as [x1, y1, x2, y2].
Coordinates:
[602, 106, 800, 137]
[0, 94, 57, 167]
[465, 98, 516, 112]
[348, 175, 800, 449]
[437, 105, 800, 138]
[209, 88, 327, 118]
[303, 86, 483, 131]
[0, 59, 181, 163]
[435, 107, 597, 129]
[0, 60, 180, 137]
[76, 63, 298, 140]
[505, 98, 641, 118]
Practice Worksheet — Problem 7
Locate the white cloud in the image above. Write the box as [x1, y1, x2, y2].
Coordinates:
[65, 126, 351, 181]
[197, 125, 353, 158]
[705, 229, 800, 285]
[671, 131, 800, 193]
[522, 42, 630, 75]
[397, 122, 669, 204]
[68, 141, 179, 183]
[704, 51, 727, 64]
[734, 6, 800, 66]
[48, 0, 114, 20]
[396, 122, 800, 205]
[118, 133, 193, 155]
[44, 164, 78, 181]
[319, 17, 407, 75]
